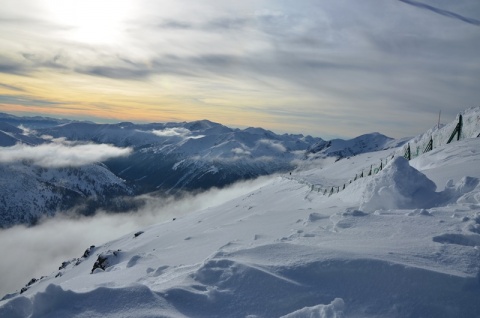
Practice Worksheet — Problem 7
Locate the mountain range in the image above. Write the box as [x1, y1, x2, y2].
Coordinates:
[0, 113, 401, 227]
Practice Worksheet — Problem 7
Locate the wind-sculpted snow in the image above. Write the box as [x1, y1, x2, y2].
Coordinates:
[359, 156, 438, 211]
[0, 284, 182, 318]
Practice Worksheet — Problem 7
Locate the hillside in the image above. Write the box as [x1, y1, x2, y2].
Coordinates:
[1, 109, 479, 317]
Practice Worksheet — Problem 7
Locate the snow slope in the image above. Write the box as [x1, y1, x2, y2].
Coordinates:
[402, 106, 480, 160]
[2, 134, 480, 317]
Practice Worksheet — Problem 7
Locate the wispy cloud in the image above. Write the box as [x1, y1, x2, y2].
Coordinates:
[232, 147, 252, 156]
[0, 83, 25, 92]
[0, 142, 132, 167]
[0, 57, 28, 75]
[398, 0, 480, 26]
[76, 65, 152, 80]
[151, 127, 191, 138]
[0, 95, 61, 107]
[150, 127, 205, 140]
[257, 139, 287, 153]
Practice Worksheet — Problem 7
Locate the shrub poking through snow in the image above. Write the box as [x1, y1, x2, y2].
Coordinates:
[82, 245, 96, 258]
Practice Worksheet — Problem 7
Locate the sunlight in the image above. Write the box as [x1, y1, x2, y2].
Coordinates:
[45, 0, 133, 44]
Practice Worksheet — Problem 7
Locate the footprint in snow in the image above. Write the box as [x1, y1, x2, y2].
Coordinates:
[152, 265, 169, 277]
[328, 209, 367, 232]
[308, 212, 329, 222]
[342, 209, 369, 217]
[253, 234, 266, 241]
[127, 255, 142, 268]
[406, 209, 433, 217]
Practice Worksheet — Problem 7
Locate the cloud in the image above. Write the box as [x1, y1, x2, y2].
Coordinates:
[204, 16, 249, 31]
[257, 139, 287, 153]
[156, 19, 194, 30]
[151, 127, 205, 140]
[17, 125, 33, 136]
[0, 95, 62, 107]
[0, 175, 274, 298]
[77, 65, 152, 80]
[0, 58, 27, 75]
[0, 142, 132, 167]
[151, 127, 191, 138]
[398, 0, 480, 26]
[232, 147, 252, 156]
[0, 50, 70, 76]
[0, 83, 25, 92]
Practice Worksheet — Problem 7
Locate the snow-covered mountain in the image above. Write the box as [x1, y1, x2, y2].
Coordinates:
[0, 162, 133, 228]
[0, 122, 44, 147]
[307, 132, 407, 159]
[1, 107, 479, 317]
[35, 119, 407, 194]
[37, 120, 325, 193]
[0, 112, 76, 129]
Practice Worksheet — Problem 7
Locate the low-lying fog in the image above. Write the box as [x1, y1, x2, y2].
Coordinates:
[0, 176, 273, 298]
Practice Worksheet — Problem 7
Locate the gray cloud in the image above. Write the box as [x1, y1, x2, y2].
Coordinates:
[0, 143, 132, 168]
[0, 95, 62, 107]
[398, 0, 480, 26]
[0, 83, 25, 92]
[77, 65, 152, 80]
[156, 19, 194, 30]
[204, 17, 249, 31]
[0, 57, 27, 75]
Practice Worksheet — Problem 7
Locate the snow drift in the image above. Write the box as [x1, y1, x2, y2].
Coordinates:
[360, 156, 438, 211]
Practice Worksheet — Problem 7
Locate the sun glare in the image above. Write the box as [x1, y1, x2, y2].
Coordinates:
[45, 0, 133, 44]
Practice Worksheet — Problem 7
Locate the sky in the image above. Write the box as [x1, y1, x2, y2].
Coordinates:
[0, 0, 479, 139]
